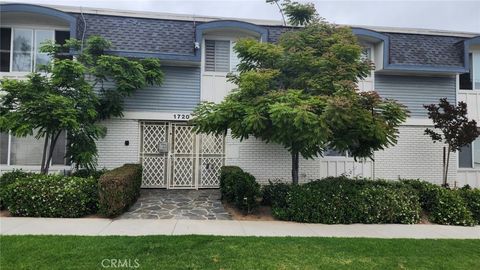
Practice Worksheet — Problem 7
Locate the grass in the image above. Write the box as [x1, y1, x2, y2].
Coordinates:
[0, 235, 479, 269]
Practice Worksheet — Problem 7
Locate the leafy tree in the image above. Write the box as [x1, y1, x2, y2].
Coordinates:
[192, 1, 408, 184]
[0, 36, 163, 173]
[424, 98, 480, 187]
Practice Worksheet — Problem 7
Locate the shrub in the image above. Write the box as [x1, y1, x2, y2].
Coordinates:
[458, 187, 480, 224]
[262, 180, 292, 208]
[219, 166, 260, 213]
[429, 188, 475, 226]
[0, 170, 34, 209]
[219, 166, 243, 202]
[72, 168, 108, 180]
[4, 174, 98, 217]
[403, 179, 475, 226]
[98, 164, 142, 217]
[274, 177, 421, 224]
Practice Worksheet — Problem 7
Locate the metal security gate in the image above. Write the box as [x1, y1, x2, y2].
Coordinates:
[140, 122, 224, 189]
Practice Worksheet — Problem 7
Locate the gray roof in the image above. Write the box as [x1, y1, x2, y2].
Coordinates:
[383, 32, 465, 67]
[70, 12, 469, 69]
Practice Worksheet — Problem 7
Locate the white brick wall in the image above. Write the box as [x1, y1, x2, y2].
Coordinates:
[96, 119, 140, 169]
[374, 125, 456, 185]
[225, 126, 459, 186]
[225, 134, 372, 184]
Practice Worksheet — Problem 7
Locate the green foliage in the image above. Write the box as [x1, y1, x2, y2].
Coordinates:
[0, 35, 163, 172]
[261, 180, 292, 208]
[71, 168, 109, 180]
[219, 166, 261, 213]
[98, 164, 142, 217]
[458, 187, 480, 223]
[402, 179, 476, 226]
[273, 177, 421, 224]
[192, 10, 408, 184]
[0, 170, 34, 209]
[4, 174, 98, 218]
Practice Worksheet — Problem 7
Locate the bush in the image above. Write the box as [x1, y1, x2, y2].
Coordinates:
[403, 179, 475, 226]
[219, 166, 260, 213]
[274, 177, 421, 224]
[262, 180, 292, 209]
[72, 168, 108, 180]
[429, 188, 475, 226]
[4, 174, 98, 217]
[98, 164, 142, 217]
[219, 166, 243, 202]
[0, 170, 34, 209]
[458, 187, 480, 224]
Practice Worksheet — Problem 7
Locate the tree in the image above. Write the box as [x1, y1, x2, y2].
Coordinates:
[0, 36, 164, 173]
[424, 98, 480, 187]
[192, 1, 408, 184]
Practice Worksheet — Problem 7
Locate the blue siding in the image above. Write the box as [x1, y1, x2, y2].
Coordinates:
[123, 66, 200, 112]
[375, 75, 456, 118]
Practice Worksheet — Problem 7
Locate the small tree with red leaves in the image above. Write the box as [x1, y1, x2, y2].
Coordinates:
[424, 98, 480, 187]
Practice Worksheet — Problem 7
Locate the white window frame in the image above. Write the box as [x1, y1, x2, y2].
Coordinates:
[0, 25, 68, 77]
[202, 37, 238, 75]
[460, 50, 480, 91]
[1, 131, 68, 167]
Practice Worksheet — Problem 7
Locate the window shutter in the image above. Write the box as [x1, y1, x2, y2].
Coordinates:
[204, 40, 230, 72]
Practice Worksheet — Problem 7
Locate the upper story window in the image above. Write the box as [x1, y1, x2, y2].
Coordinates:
[204, 39, 239, 73]
[0, 27, 70, 73]
[361, 47, 372, 62]
[460, 52, 480, 90]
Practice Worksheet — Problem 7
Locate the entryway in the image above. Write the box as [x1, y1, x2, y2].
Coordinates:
[140, 121, 225, 189]
[118, 189, 231, 220]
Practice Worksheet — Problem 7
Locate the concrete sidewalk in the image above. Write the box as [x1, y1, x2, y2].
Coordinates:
[1, 217, 479, 238]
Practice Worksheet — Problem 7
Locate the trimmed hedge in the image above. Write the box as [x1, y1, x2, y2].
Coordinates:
[4, 174, 98, 218]
[219, 166, 260, 213]
[403, 180, 475, 226]
[271, 177, 421, 224]
[98, 164, 142, 217]
[458, 187, 480, 224]
[0, 170, 34, 210]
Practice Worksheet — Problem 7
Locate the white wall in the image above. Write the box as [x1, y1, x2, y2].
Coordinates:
[225, 134, 373, 184]
[96, 119, 140, 169]
[374, 126, 457, 186]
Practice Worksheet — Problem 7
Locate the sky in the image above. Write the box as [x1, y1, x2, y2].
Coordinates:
[4, 0, 480, 33]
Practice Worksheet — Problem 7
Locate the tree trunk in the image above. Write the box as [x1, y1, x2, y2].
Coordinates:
[44, 131, 61, 174]
[40, 134, 50, 174]
[443, 145, 451, 187]
[291, 151, 299, 185]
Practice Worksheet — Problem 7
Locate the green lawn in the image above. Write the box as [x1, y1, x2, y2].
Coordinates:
[1, 236, 479, 270]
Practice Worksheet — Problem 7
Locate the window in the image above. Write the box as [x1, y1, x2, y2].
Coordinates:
[0, 132, 67, 166]
[0, 28, 11, 72]
[459, 137, 480, 169]
[204, 39, 239, 72]
[460, 52, 480, 90]
[324, 148, 350, 157]
[361, 47, 372, 61]
[0, 27, 69, 73]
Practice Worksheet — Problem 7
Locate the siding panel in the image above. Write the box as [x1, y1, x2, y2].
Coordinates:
[123, 66, 201, 112]
[375, 75, 456, 118]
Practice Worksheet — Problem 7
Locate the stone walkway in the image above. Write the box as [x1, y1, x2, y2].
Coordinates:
[118, 189, 231, 220]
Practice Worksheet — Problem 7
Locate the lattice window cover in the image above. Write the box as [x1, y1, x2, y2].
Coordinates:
[143, 124, 167, 154]
[142, 156, 166, 187]
[199, 157, 223, 187]
[201, 134, 224, 154]
[173, 125, 194, 154]
[172, 157, 195, 187]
